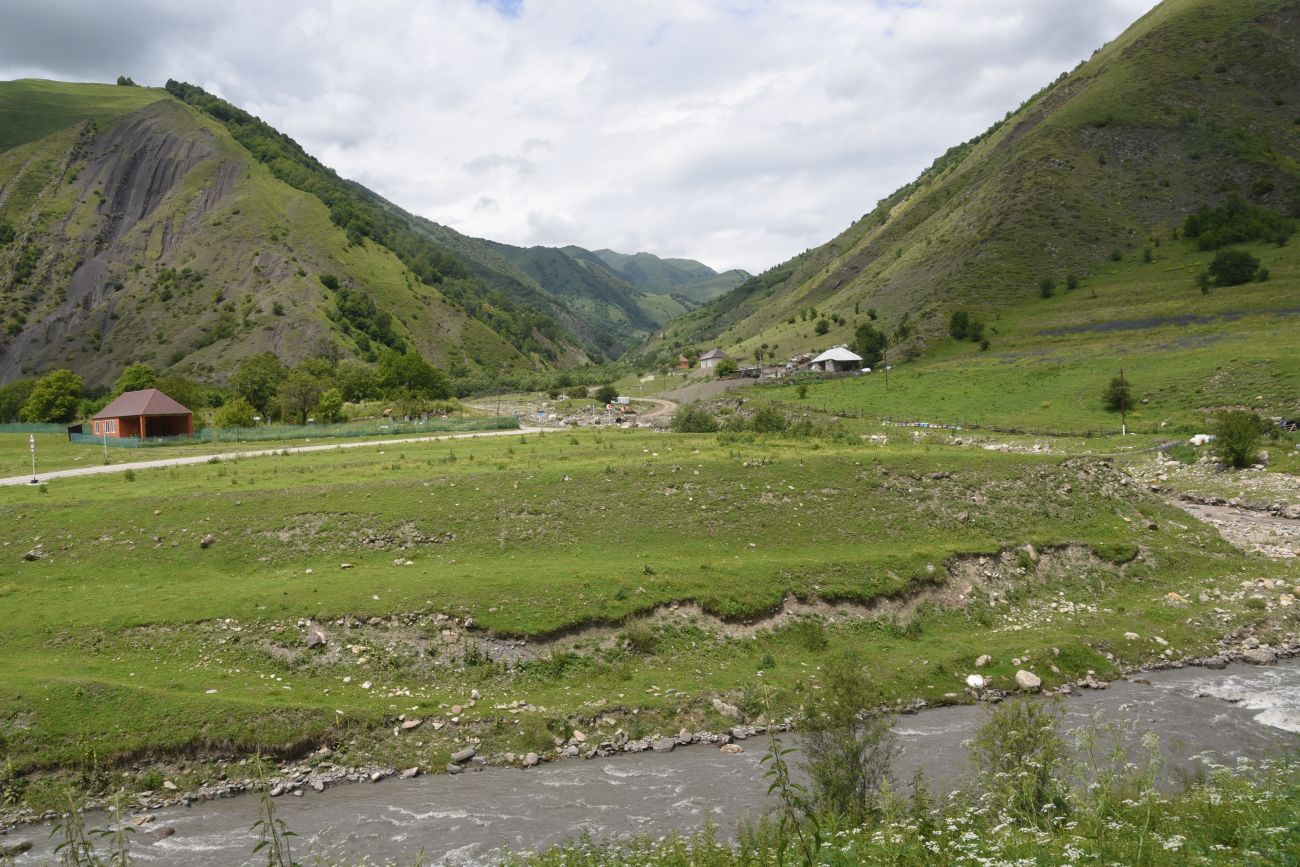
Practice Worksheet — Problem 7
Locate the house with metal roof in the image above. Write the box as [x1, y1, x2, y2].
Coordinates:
[698, 348, 729, 370]
[91, 389, 194, 439]
[809, 346, 864, 373]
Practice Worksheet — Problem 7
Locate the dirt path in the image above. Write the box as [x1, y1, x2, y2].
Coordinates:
[0, 426, 543, 488]
[1178, 502, 1300, 560]
[635, 397, 678, 419]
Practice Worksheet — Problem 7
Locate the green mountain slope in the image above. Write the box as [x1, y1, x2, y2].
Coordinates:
[642, 0, 1300, 365]
[0, 80, 591, 386]
[589, 248, 749, 303]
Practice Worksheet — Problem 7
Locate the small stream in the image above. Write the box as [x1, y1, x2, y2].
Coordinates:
[6, 660, 1299, 866]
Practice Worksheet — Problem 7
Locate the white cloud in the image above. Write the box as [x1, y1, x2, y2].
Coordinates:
[0, 0, 1157, 273]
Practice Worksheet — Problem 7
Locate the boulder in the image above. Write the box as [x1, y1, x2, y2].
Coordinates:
[22, 549, 42, 561]
[522, 752, 540, 768]
[974, 655, 991, 668]
[306, 628, 327, 649]
[450, 747, 476, 764]
[719, 744, 745, 755]
[400, 718, 423, 731]
[652, 737, 677, 752]
[965, 674, 986, 690]
[1123, 632, 1140, 641]
[1241, 648, 1278, 666]
[1, 842, 33, 857]
[711, 697, 742, 720]
[1015, 670, 1042, 692]
[139, 827, 176, 844]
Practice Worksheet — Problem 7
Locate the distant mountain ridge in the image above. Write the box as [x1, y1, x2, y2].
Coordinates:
[0, 79, 723, 386]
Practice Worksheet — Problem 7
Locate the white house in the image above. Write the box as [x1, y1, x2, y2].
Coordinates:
[809, 346, 864, 373]
[698, 348, 729, 370]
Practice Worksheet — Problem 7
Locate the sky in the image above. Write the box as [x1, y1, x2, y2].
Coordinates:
[1, 0, 1159, 274]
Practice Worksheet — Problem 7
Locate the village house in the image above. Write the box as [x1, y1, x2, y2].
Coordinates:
[809, 346, 864, 373]
[91, 388, 194, 439]
[698, 348, 729, 370]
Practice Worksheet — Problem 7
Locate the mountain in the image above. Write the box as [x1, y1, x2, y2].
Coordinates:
[640, 0, 1300, 363]
[0, 79, 717, 387]
[475, 244, 747, 356]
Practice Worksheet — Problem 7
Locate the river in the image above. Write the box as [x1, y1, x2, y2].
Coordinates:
[6, 659, 1299, 866]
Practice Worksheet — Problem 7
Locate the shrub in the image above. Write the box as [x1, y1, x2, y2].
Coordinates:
[1102, 374, 1133, 413]
[796, 384, 808, 400]
[214, 396, 257, 428]
[593, 384, 618, 404]
[791, 619, 829, 652]
[622, 619, 658, 654]
[748, 405, 788, 433]
[1208, 249, 1261, 286]
[852, 323, 887, 367]
[1183, 195, 1295, 250]
[670, 404, 718, 433]
[801, 650, 898, 822]
[813, 318, 830, 335]
[1065, 273, 1079, 290]
[1211, 410, 1264, 469]
[969, 699, 1069, 828]
[714, 358, 739, 378]
[1038, 277, 1055, 298]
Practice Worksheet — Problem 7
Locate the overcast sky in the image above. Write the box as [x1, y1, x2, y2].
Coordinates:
[2, 0, 1157, 274]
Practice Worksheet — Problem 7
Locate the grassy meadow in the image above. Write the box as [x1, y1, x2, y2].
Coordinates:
[0, 423, 1294, 810]
[754, 232, 1299, 434]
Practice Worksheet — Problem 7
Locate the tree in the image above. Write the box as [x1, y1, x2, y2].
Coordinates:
[316, 388, 345, 424]
[112, 362, 157, 395]
[0, 378, 36, 423]
[801, 650, 898, 822]
[20, 370, 84, 423]
[948, 310, 971, 340]
[376, 349, 449, 399]
[853, 324, 887, 368]
[714, 358, 739, 378]
[593, 384, 619, 404]
[335, 359, 380, 402]
[1102, 372, 1133, 413]
[1038, 277, 1056, 298]
[154, 373, 203, 412]
[813, 318, 831, 335]
[1208, 249, 1261, 286]
[214, 396, 256, 428]
[115, 75, 137, 86]
[277, 370, 324, 424]
[1211, 410, 1264, 469]
[231, 353, 286, 416]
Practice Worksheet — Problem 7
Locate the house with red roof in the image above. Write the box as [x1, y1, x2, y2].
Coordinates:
[91, 389, 194, 439]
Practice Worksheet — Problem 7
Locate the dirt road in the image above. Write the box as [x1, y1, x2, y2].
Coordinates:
[0, 427, 543, 488]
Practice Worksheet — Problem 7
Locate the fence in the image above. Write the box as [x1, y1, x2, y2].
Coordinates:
[68, 415, 519, 448]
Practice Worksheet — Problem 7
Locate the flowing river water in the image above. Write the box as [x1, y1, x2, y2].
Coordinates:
[6, 659, 1299, 866]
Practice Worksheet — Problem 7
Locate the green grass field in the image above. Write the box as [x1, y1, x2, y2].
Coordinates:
[0, 426, 1292, 810]
[752, 234, 1299, 434]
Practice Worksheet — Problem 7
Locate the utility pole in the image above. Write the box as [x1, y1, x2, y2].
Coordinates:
[28, 434, 38, 484]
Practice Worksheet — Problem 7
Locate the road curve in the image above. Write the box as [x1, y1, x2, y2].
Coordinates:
[0, 426, 545, 488]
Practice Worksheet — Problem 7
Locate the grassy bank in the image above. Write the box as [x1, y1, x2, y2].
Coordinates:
[0, 426, 1295, 813]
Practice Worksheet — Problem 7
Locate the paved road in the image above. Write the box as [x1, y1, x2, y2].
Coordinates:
[0, 426, 544, 487]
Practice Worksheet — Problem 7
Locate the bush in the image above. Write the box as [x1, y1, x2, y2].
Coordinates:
[852, 324, 887, 367]
[214, 396, 257, 428]
[593, 384, 618, 404]
[20, 369, 83, 423]
[790, 619, 829, 652]
[948, 310, 984, 342]
[1211, 410, 1264, 469]
[622, 619, 658, 654]
[714, 358, 739, 378]
[1038, 277, 1055, 298]
[670, 404, 718, 433]
[801, 650, 898, 822]
[969, 699, 1069, 828]
[1208, 249, 1261, 286]
[813, 318, 830, 335]
[1065, 273, 1079, 290]
[748, 405, 788, 433]
[1102, 374, 1133, 413]
[1183, 195, 1295, 250]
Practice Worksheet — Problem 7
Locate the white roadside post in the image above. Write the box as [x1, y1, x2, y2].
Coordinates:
[28, 433, 37, 484]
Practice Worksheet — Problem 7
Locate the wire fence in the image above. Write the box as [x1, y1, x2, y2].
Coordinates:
[67, 415, 519, 448]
